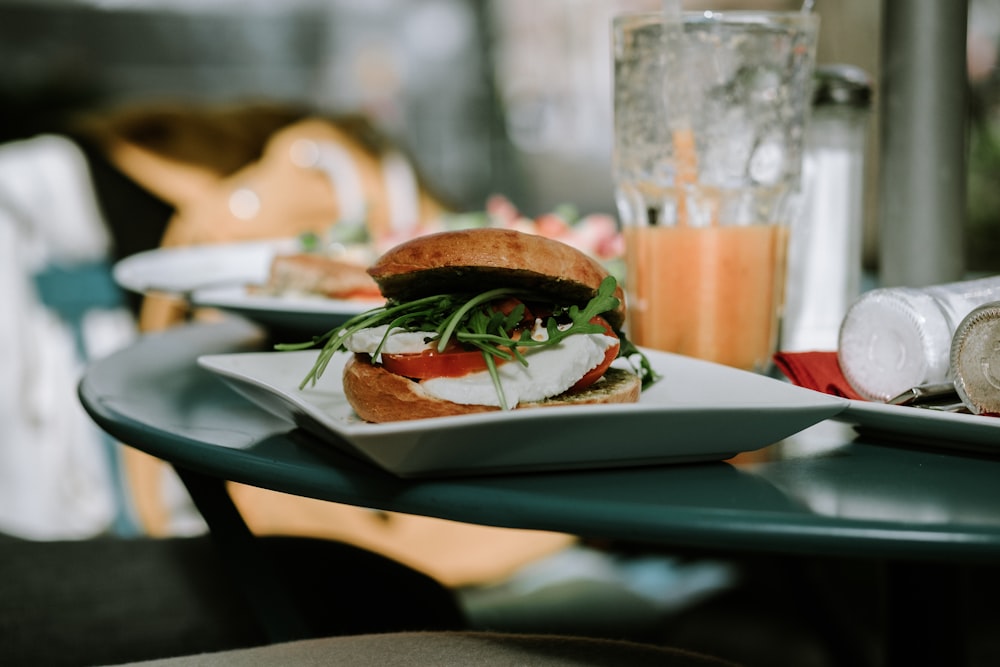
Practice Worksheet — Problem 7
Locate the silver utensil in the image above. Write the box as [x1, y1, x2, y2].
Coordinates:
[888, 382, 969, 413]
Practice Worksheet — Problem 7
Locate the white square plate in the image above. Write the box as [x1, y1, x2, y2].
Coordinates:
[837, 400, 1000, 454]
[197, 348, 849, 478]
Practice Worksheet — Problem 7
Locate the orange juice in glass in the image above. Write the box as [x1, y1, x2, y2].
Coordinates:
[623, 210, 789, 372]
[612, 11, 817, 372]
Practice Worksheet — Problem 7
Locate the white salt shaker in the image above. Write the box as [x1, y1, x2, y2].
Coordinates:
[782, 65, 872, 352]
[838, 275, 1000, 402]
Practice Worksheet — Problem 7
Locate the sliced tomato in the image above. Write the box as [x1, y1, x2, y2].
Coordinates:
[378, 315, 618, 386]
[380, 346, 504, 379]
[568, 316, 619, 392]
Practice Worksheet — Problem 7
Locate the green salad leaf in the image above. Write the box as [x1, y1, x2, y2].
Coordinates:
[276, 275, 658, 408]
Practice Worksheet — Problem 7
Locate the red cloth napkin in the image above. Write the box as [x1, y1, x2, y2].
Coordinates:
[772, 351, 865, 401]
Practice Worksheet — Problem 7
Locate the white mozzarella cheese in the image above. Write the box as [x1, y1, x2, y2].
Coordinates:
[344, 324, 618, 408]
[421, 333, 617, 407]
[344, 325, 436, 358]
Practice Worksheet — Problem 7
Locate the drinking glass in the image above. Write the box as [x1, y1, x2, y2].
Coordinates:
[613, 11, 819, 372]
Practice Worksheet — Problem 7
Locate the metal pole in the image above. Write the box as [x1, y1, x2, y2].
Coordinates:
[878, 0, 969, 287]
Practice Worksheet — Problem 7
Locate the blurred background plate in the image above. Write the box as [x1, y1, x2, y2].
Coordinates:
[837, 400, 1000, 455]
[192, 285, 381, 337]
[113, 237, 301, 295]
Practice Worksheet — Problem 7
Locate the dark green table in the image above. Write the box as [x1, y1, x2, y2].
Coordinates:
[80, 318, 1000, 666]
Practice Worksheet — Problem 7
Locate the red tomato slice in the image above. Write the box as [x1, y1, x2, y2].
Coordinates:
[380, 347, 502, 379]
[378, 316, 618, 387]
[568, 317, 619, 392]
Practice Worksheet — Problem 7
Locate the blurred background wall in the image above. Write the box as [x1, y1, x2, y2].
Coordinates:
[0, 0, 996, 270]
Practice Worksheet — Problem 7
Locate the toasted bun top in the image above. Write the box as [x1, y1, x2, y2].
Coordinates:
[368, 228, 625, 330]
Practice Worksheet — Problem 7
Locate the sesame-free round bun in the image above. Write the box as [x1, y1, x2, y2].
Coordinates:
[368, 228, 626, 330]
[343, 354, 642, 423]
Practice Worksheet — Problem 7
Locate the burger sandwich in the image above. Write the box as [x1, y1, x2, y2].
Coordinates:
[282, 228, 655, 422]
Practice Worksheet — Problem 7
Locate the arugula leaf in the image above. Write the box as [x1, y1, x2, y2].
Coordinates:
[276, 275, 658, 401]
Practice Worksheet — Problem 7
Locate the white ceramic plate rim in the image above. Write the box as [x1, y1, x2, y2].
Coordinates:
[113, 237, 303, 294]
[837, 399, 1000, 449]
[191, 285, 382, 316]
[197, 348, 849, 477]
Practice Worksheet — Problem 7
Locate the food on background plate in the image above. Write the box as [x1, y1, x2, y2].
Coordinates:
[253, 252, 382, 301]
[246, 218, 383, 302]
[278, 228, 656, 423]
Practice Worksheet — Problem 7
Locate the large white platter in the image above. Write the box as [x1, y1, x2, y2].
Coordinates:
[113, 237, 302, 294]
[113, 238, 381, 333]
[191, 286, 380, 334]
[837, 400, 1000, 454]
[197, 348, 850, 478]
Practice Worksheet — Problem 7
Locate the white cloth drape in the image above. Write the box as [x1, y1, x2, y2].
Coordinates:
[0, 134, 136, 539]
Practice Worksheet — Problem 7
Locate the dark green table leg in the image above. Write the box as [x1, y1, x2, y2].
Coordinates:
[174, 465, 313, 644]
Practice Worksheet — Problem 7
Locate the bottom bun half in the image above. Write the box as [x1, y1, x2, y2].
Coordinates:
[342, 354, 642, 423]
